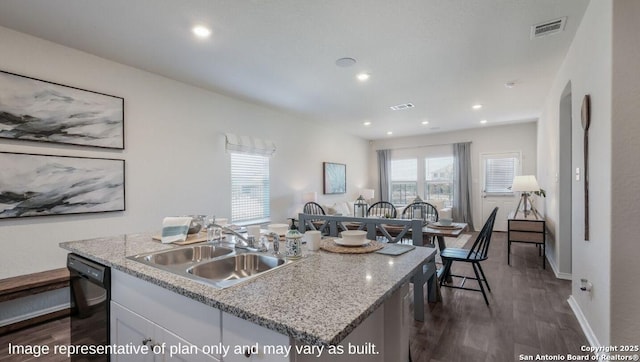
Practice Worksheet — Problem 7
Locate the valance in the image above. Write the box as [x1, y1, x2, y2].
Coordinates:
[224, 133, 276, 156]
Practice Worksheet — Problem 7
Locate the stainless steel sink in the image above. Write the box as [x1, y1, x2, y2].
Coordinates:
[139, 244, 234, 265]
[186, 253, 290, 287]
[127, 244, 299, 289]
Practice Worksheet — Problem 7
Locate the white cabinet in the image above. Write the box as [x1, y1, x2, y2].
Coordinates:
[111, 301, 218, 361]
[111, 270, 221, 361]
[384, 282, 410, 362]
[110, 269, 410, 362]
[222, 313, 290, 362]
[111, 301, 157, 362]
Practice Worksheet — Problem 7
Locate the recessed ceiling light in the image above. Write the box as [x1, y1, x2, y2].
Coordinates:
[192, 25, 211, 38]
[356, 73, 370, 81]
[480, 119, 488, 124]
[472, 104, 483, 110]
[421, 120, 429, 125]
[363, 121, 371, 126]
[336, 57, 357, 67]
[386, 131, 393, 135]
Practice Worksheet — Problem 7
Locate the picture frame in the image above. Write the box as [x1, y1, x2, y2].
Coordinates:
[323, 162, 346, 194]
[0, 152, 125, 219]
[0, 70, 124, 149]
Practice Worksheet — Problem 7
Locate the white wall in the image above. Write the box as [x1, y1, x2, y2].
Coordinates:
[537, 0, 613, 346]
[0, 26, 369, 280]
[369, 122, 538, 230]
[610, 0, 640, 347]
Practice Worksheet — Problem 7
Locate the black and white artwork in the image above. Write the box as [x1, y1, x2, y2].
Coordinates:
[0, 152, 125, 219]
[0, 70, 124, 149]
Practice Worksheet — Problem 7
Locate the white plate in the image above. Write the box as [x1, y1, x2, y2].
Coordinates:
[334, 238, 371, 247]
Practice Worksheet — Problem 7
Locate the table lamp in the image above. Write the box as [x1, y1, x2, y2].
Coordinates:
[512, 175, 540, 219]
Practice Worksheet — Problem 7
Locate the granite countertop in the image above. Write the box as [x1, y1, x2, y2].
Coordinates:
[60, 232, 435, 346]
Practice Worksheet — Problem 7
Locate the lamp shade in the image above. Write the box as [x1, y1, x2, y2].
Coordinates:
[362, 189, 375, 200]
[511, 175, 540, 192]
[303, 191, 318, 203]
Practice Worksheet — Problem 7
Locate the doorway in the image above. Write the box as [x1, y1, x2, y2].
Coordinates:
[480, 152, 521, 231]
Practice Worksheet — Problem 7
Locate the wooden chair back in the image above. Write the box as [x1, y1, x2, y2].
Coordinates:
[367, 201, 397, 218]
[303, 202, 325, 215]
[467, 207, 499, 259]
[401, 202, 439, 223]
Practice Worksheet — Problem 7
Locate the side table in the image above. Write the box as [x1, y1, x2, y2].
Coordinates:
[508, 211, 546, 269]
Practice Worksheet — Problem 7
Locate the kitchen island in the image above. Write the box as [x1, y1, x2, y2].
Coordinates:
[60, 233, 436, 361]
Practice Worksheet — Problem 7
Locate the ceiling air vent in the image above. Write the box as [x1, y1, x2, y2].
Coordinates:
[530, 17, 567, 39]
[390, 103, 414, 111]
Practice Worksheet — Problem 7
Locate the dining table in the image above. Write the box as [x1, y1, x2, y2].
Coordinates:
[346, 221, 469, 284]
[411, 222, 469, 283]
[345, 220, 468, 249]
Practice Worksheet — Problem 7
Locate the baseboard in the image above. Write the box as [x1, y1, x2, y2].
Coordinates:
[567, 295, 601, 349]
[0, 302, 70, 327]
[0, 303, 70, 335]
[547, 255, 572, 280]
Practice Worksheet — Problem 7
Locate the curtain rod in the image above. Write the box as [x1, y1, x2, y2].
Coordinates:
[374, 140, 472, 151]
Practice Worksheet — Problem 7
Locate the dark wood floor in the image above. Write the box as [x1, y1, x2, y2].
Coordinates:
[1, 231, 587, 362]
[410, 231, 588, 362]
[0, 317, 70, 362]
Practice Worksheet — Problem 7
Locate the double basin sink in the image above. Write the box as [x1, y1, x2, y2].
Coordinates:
[128, 244, 296, 289]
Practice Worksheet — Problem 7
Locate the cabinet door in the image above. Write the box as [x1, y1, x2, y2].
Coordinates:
[111, 301, 159, 362]
[112, 301, 219, 362]
[222, 313, 290, 362]
[159, 327, 219, 362]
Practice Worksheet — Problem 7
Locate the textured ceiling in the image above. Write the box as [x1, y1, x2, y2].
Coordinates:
[0, 0, 589, 139]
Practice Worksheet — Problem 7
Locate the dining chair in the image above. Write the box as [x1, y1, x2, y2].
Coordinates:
[401, 201, 439, 245]
[367, 201, 397, 218]
[303, 202, 328, 234]
[401, 202, 439, 223]
[439, 207, 498, 305]
[303, 202, 325, 216]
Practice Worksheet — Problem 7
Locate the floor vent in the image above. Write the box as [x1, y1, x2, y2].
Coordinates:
[530, 17, 566, 39]
[390, 103, 414, 111]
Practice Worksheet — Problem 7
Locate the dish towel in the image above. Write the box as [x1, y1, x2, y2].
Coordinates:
[161, 217, 192, 244]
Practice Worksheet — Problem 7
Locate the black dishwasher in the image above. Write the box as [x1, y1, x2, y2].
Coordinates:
[67, 253, 110, 361]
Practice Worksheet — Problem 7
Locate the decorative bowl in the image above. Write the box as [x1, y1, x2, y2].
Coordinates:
[340, 230, 367, 245]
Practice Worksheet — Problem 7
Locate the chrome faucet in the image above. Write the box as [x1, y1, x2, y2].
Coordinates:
[210, 223, 253, 250]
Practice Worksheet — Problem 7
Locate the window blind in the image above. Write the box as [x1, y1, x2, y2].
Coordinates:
[225, 133, 276, 156]
[230, 152, 270, 224]
[484, 157, 517, 193]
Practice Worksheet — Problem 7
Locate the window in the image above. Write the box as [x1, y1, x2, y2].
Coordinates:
[390, 158, 417, 205]
[484, 156, 518, 194]
[425, 157, 454, 207]
[230, 153, 270, 224]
